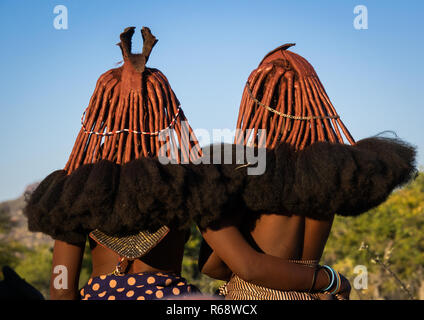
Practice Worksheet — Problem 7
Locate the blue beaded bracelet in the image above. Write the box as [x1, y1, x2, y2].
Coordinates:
[330, 270, 341, 294]
[322, 265, 335, 292]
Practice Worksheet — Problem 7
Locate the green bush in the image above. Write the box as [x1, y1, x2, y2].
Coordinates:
[181, 226, 224, 294]
[322, 172, 424, 299]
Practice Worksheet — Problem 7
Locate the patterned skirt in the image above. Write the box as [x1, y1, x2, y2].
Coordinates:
[219, 260, 324, 300]
[80, 272, 199, 300]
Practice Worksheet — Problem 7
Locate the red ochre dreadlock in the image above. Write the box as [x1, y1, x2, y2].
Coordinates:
[235, 43, 355, 150]
[64, 27, 201, 174]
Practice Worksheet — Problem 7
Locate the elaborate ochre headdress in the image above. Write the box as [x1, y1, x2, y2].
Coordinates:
[228, 44, 416, 223]
[25, 27, 202, 256]
[66, 27, 200, 172]
[235, 43, 355, 149]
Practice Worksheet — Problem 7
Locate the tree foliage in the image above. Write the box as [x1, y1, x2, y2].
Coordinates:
[181, 226, 224, 295]
[322, 172, 424, 299]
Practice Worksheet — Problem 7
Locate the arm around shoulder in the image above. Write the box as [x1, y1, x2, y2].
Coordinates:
[201, 226, 330, 291]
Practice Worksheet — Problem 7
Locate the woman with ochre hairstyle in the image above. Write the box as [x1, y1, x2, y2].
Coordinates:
[25, 27, 205, 300]
[198, 44, 416, 299]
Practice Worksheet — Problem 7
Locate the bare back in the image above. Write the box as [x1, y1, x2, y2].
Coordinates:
[250, 214, 334, 261]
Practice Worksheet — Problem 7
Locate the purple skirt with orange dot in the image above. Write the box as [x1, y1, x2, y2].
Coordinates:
[80, 272, 200, 300]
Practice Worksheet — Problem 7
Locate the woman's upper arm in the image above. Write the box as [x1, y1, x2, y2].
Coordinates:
[202, 226, 324, 291]
[201, 226, 262, 281]
[200, 249, 233, 281]
[198, 237, 232, 280]
[50, 239, 85, 300]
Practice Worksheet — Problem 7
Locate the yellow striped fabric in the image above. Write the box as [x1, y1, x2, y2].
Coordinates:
[220, 259, 324, 300]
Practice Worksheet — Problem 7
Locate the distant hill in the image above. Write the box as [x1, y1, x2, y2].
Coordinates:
[0, 185, 53, 249]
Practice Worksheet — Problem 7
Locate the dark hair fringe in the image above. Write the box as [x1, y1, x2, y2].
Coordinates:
[24, 137, 417, 245]
[245, 137, 417, 220]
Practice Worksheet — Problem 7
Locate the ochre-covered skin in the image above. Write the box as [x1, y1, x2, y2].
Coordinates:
[65, 27, 200, 173]
[235, 44, 355, 150]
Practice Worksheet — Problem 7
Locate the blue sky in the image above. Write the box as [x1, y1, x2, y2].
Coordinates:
[0, 0, 423, 201]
